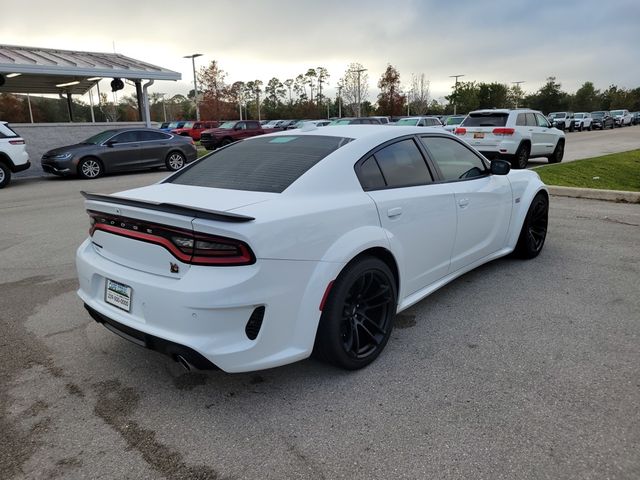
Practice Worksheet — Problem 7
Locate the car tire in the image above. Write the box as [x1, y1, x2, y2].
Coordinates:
[588, 124, 592, 131]
[514, 192, 548, 259]
[513, 143, 530, 169]
[548, 139, 564, 164]
[314, 256, 397, 370]
[165, 151, 185, 171]
[220, 138, 233, 147]
[0, 162, 11, 189]
[78, 157, 103, 179]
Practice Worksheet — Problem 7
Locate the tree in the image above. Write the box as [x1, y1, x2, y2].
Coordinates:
[339, 63, 369, 116]
[572, 82, 600, 111]
[476, 82, 509, 109]
[526, 77, 567, 113]
[507, 84, 525, 109]
[244, 80, 263, 120]
[283, 78, 294, 105]
[304, 68, 317, 103]
[316, 67, 330, 105]
[407, 73, 430, 115]
[445, 81, 479, 114]
[198, 60, 227, 120]
[376, 64, 405, 116]
[263, 77, 285, 118]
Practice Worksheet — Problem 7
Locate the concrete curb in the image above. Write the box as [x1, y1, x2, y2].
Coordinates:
[547, 185, 640, 204]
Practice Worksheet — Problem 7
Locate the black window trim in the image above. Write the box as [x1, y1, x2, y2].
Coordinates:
[417, 133, 491, 184]
[354, 135, 436, 192]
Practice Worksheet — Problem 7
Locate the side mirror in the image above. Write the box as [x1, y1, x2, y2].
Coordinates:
[105, 140, 116, 147]
[490, 159, 510, 175]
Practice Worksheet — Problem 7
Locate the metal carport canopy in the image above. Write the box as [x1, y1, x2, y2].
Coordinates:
[0, 44, 181, 95]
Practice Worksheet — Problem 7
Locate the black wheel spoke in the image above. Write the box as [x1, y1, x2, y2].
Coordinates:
[360, 313, 387, 336]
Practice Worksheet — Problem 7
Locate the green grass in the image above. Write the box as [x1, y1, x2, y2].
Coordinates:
[535, 150, 640, 192]
[196, 146, 209, 158]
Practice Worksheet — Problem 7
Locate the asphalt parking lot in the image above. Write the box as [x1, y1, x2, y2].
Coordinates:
[1, 171, 639, 479]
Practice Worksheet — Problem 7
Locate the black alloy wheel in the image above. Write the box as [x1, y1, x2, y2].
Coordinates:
[548, 139, 564, 164]
[514, 193, 549, 259]
[314, 257, 397, 370]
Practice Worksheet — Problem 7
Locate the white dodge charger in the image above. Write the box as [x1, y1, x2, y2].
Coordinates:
[76, 125, 548, 372]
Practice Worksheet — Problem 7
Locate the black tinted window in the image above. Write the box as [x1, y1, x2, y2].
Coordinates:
[516, 113, 526, 126]
[373, 139, 432, 188]
[111, 131, 140, 143]
[169, 135, 352, 193]
[462, 113, 508, 127]
[421, 136, 487, 181]
[247, 121, 260, 130]
[140, 131, 170, 141]
[358, 156, 386, 190]
[526, 113, 537, 126]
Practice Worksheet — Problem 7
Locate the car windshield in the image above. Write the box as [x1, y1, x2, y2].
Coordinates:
[610, 110, 623, 116]
[330, 119, 353, 125]
[82, 130, 119, 144]
[461, 113, 508, 127]
[168, 135, 353, 193]
[446, 116, 465, 125]
[549, 113, 566, 119]
[575, 114, 584, 119]
[218, 122, 236, 129]
[182, 122, 194, 128]
[591, 112, 605, 118]
[396, 118, 419, 126]
[167, 122, 179, 128]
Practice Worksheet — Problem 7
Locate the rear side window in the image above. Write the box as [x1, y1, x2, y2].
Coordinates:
[168, 135, 352, 193]
[140, 131, 171, 141]
[462, 113, 508, 127]
[0, 123, 19, 138]
[372, 139, 432, 188]
[421, 136, 487, 181]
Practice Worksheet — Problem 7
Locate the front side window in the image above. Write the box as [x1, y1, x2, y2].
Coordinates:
[535, 113, 550, 128]
[421, 136, 487, 181]
[372, 139, 432, 188]
[111, 131, 140, 143]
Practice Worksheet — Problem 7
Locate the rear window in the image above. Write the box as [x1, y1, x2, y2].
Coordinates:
[168, 135, 353, 193]
[461, 113, 508, 127]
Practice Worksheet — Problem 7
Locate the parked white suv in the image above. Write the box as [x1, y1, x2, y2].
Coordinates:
[0, 122, 30, 188]
[610, 109, 633, 127]
[455, 109, 565, 169]
[572, 112, 593, 132]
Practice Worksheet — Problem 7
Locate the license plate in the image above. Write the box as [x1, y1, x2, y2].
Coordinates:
[105, 279, 132, 312]
[473, 132, 484, 139]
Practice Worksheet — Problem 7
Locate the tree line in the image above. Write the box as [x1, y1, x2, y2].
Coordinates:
[1, 62, 639, 123]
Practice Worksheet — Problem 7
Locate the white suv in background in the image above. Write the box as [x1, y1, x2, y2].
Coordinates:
[0, 122, 30, 188]
[573, 112, 593, 131]
[610, 109, 633, 127]
[454, 109, 565, 169]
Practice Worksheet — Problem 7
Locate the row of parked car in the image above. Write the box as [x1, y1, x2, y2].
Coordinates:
[547, 109, 639, 131]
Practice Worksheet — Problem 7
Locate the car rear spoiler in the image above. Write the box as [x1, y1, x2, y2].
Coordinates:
[81, 191, 255, 223]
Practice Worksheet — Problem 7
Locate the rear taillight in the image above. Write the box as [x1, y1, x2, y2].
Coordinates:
[88, 211, 254, 266]
[9, 139, 25, 145]
[454, 127, 466, 135]
[492, 128, 515, 135]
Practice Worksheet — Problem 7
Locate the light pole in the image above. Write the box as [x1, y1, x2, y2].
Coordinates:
[449, 74, 465, 115]
[354, 68, 367, 117]
[157, 93, 168, 122]
[184, 53, 203, 120]
[512, 81, 525, 108]
[337, 84, 343, 118]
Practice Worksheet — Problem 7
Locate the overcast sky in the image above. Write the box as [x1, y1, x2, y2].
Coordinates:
[2, 0, 638, 103]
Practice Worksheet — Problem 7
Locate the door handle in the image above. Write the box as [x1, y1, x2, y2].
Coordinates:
[387, 207, 403, 218]
[458, 198, 470, 208]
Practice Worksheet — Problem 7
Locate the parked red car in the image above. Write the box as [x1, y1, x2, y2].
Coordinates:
[200, 120, 280, 150]
[171, 121, 220, 141]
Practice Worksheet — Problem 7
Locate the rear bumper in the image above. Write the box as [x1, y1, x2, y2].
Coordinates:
[85, 303, 218, 369]
[11, 160, 31, 173]
[76, 238, 336, 372]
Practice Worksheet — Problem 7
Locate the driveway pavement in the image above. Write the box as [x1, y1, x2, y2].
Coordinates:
[1, 173, 639, 479]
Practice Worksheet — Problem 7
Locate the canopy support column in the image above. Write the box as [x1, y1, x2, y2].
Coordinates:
[66, 92, 74, 122]
[135, 80, 144, 121]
